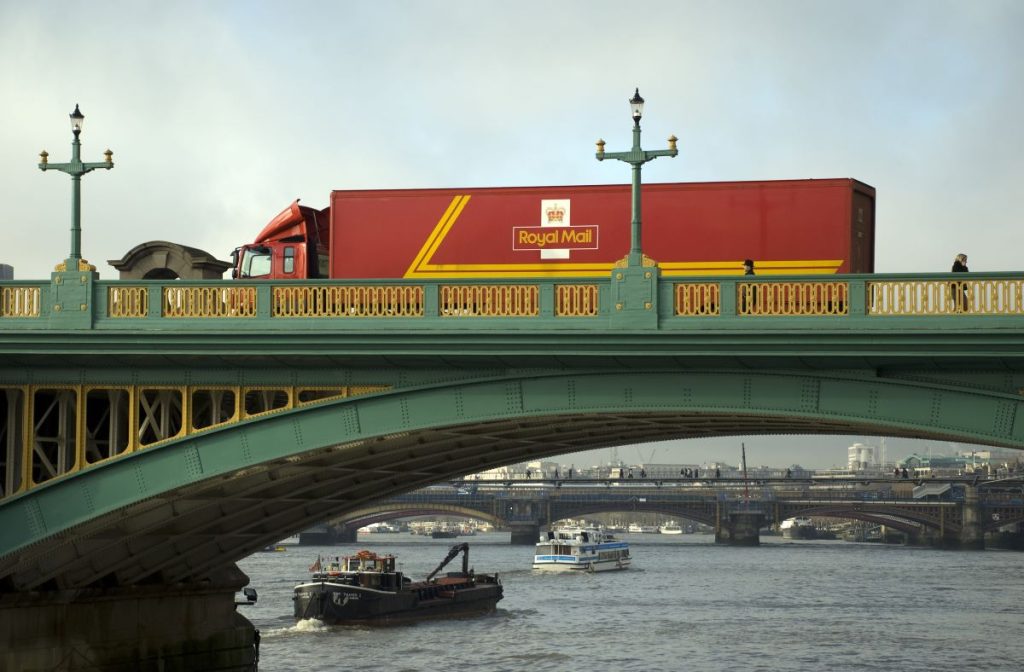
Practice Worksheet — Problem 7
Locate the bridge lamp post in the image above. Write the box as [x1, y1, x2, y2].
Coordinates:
[595, 88, 678, 267]
[38, 104, 114, 272]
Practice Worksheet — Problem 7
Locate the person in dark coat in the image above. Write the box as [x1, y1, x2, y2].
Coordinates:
[740, 259, 756, 313]
[951, 253, 969, 312]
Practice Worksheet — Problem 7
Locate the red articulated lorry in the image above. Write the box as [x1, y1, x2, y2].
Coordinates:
[229, 178, 875, 281]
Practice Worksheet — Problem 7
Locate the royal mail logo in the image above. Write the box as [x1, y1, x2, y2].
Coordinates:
[513, 225, 600, 251]
[545, 203, 566, 224]
[513, 198, 599, 257]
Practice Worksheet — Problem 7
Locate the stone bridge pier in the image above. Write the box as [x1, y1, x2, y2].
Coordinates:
[333, 523, 359, 544]
[505, 499, 546, 545]
[903, 487, 984, 549]
[714, 506, 764, 546]
[0, 565, 257, 671]
[958, 486, 985, 550]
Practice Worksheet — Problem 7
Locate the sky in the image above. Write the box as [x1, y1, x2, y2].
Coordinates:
[2, 1, 1022, 468]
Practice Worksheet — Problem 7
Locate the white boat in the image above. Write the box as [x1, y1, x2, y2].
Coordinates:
[363, 522, 402, 534]
[533, 527, 631, 572]
[659, 522, 683, 535]
[780, 517, 818, 539]
[627, 523, 643, 533]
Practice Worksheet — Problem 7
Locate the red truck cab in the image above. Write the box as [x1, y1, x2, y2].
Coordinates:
[231, 200, 330, 279]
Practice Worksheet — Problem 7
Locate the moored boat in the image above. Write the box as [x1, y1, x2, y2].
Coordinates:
[659, 522, 683, 535]
[533, 527, 630, 572]
[780, 516, 835, 540]
[294, 543, 502, 625]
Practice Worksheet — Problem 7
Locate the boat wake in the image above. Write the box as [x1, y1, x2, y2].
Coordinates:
[292, 618, 329, 632]
[260, 618, 329, 638]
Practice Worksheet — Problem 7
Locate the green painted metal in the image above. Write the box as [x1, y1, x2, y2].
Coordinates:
[3, 368, 1024, 587]
[37, 107, 114, 267]
[595, 88, 678, 266]
[3, 264, 1024, 590]
[5, 272, 1024, 333]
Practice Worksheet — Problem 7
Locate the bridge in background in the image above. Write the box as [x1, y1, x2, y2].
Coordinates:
[3, 268, 1024, 669]
[320, 477, 1024, 546]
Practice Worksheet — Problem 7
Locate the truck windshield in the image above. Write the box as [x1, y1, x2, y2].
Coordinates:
[241, 248, 272, 278]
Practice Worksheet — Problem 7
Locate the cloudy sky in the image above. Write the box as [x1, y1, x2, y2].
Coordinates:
[2, 1, 1021, 467]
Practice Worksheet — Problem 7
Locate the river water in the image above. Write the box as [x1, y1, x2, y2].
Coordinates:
[238, 533, 1023, 671]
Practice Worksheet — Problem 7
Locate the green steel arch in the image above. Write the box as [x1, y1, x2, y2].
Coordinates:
[2, 367, 1024, 591]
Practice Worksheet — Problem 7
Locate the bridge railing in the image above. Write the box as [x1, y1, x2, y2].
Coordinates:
[4, 272, 1024, 329]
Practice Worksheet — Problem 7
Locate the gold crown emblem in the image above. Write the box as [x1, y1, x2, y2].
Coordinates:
[546, 204, 565, 223]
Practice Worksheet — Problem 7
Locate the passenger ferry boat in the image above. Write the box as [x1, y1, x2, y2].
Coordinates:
[532, 527, 631, 572]
[294, 543, 502, 625]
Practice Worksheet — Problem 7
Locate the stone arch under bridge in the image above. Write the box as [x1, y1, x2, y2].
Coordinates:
[327, 504, 504, 539]
[3, 368, 1024, 592]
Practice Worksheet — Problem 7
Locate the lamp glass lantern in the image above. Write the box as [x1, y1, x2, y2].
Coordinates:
[629, 88, 645, 123]
[70, 104, 84, 136]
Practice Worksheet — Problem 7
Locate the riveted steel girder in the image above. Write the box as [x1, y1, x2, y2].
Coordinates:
[2, 368, 1024, 591]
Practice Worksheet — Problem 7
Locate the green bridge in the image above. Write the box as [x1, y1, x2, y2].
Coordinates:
[3, 268, 1024, 669]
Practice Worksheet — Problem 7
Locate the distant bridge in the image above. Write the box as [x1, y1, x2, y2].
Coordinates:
[323, 477, 1024, 546]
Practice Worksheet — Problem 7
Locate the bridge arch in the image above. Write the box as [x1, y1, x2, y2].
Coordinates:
[335, 504, 503, 531]
[2, 368, 1022, 590]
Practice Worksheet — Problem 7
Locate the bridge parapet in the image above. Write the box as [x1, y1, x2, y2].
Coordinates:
[4, 272, 1024, 329]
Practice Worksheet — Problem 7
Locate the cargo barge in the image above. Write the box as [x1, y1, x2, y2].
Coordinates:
[294, 543, 502, 625]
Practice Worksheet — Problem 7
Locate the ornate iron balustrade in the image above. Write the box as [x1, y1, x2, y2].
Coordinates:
[867, 278, 1024, 316]
[556, 284, 600, 317]
[163, 286, 257, 318]
[4, 273, 1024, 328]
[675, 282, 720, 316]
[273, 285, 424, 317]
[737, 281, 849, 316]
[0, 286, 41, 318]
[440, 284, 539, 317]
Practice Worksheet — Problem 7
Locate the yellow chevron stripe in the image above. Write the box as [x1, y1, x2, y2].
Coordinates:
[403, 198, 843, 278]
[408, 260, 843, 279]
[404, 195, 470, 278]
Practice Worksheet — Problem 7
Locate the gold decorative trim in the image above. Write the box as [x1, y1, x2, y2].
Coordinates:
[555, 284, 600, 317]
[737, 281, 849, 316]
[1, 286, 41, 318]
[613, 254, 658, 268]
[867, 279, 1024, 316]
[675, 283, 720, 316]
[273, 286, 424, 318]
[53, 259, 97, 272]
[439, 285, 539, 317]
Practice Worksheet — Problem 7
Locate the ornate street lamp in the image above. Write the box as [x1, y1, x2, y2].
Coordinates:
[596, 88, 678, 267]
[39, 104, 114, 271]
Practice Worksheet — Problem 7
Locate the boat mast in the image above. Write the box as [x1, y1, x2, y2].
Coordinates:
[741, 442, 750, 503]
